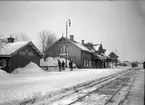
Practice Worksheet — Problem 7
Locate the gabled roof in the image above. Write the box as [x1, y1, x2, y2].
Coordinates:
[0, 41, 43, 57]
[72, 42, 91, 52]
[46, 36, 109, 60]
[46, 37, 91, 53]
[109, 52, 119, 58]
[0, 41, 29, 55]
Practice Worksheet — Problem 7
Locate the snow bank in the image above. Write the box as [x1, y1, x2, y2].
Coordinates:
[12, 62, 46, 74]
[0, 69, 10, 77]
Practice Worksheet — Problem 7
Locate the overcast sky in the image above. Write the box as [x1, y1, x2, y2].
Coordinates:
[0, 1, 145, 62]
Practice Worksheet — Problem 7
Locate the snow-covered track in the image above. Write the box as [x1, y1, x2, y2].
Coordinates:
[66, 69, 137, 105]
[103, 71, 136, 105]
[20, 69, 133, 105]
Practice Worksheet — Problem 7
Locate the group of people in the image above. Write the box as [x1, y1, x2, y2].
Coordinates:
[58, 59, 73, 71]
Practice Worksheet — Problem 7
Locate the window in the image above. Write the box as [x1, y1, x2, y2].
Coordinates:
[60, 45, 68, 53]
[60, 47, 63, 52]
[63, 46, 65, 52]
[70, 56, 76, 61]
[84, 60, 86, 67]
[89, 60, 91, 67]
[19, 51, 26, 55]
[86, 60, 89, 67]
[84, 60, 91, 67]
[60, 46, 65, 53]
[66, 46, 68, 52]
[27, 52, 33, 56]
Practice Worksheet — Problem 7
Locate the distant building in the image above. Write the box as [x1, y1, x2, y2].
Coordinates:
[45, 35, 109, 68]
[122, 61, 132, 67]
[0, 37, 43, 73]
[108, 52, 119, 67]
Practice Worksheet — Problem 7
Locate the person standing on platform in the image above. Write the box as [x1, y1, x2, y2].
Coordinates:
[62, 60, 65, 70]
[69, 61, 73, 71]
[58, 59, 61, 72]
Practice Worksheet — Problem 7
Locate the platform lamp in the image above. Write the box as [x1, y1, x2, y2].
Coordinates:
[65, 19, 71, 68]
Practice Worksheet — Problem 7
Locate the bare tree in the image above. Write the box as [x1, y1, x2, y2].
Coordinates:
[39, 30, 57, 58]
[46, 33, 57, 49]
[39, 31, 48, 54]
[0, 35, 7, 51]
[14, 32, 29, 41]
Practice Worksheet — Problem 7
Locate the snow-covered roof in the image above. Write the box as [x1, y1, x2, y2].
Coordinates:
[90, 49, 96, 53]
[101, 53, 109, 58]
[93, 53, 107, 60]
[47, 37, 100, 53]
[0, 41, 43, 57]
[50, 37, 91, 53]
[109, 52, 119, 58]
[73, 42, 91, 52]
[94, 45, 100, 51]
[0, 41, 29, 55]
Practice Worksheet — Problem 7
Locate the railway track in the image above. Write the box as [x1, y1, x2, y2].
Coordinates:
[21, 68, 135, 105]
[65, 69, 137, 105]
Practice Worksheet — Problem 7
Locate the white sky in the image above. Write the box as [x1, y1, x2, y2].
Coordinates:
[0, 1, 145, 62]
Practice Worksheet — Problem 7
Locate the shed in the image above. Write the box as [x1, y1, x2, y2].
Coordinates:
[0, 40, 43, 73]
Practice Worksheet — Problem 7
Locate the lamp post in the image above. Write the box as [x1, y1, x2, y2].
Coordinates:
[65, 19, 71, 68]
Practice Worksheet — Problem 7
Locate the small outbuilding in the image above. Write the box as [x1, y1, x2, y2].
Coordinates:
[0, 37, 43, 73]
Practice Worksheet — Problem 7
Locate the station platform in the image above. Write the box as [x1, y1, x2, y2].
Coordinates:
[122, 69, 144, 105]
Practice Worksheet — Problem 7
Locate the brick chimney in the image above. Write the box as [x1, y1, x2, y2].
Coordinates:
[70, 35, 74, 41]
[7, 36, 15, 43]
[81, 40, 84, 45]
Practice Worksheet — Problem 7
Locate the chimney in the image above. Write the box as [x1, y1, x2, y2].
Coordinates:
[82, 40, 84, 45]
[7, 36, 15, 43]
[70, 35, 74, 41]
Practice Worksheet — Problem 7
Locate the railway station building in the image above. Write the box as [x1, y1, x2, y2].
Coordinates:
[45, 35, 110, 68]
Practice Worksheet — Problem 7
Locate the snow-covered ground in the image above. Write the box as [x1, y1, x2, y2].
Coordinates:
[0, 62, 128, 104]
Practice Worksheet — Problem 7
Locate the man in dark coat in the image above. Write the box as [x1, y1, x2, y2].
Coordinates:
[69, 61, 73, 71]
[58, 59, 61, 72]
[62, 60, 65, 70]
